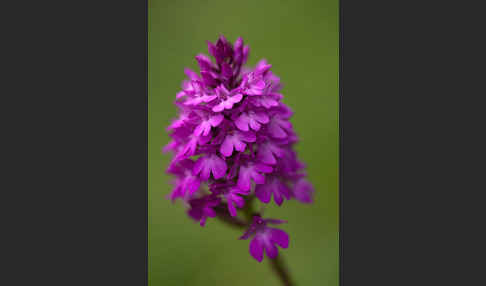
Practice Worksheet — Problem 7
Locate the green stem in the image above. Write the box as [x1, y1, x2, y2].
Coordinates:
[269, 255, 294, 286]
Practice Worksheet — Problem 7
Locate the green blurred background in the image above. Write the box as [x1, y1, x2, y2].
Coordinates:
[149, 0, 338, 285]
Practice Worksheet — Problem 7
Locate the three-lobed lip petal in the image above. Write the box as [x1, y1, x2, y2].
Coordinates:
[220, 130, 256, 157]
[240, 215, 290, 262]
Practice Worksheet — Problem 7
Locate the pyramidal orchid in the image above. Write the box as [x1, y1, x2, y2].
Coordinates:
[164, 35, 314, 285]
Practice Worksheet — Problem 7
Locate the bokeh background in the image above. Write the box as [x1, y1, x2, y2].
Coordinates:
[148, 0, 338, 285]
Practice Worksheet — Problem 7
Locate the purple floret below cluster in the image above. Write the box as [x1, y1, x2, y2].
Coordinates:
[164, 35, 314, 262]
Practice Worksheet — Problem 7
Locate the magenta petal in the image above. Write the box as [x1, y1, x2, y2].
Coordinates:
[193, 157, 207, 179]
[274, 190, 283, 206]
[294, 179, 314, 203]
[254, 111, 269, 123]
[235, 111, 269, 132]
[194, 155, 227, 180]
[251, 172, 265, 185]
[268, 122, 287, 138]
[235, 113, 250, 131]
[193, 123, 204, 136]
[221, 62, 233, 79]
[200, 71, 219, 86]
[239, 227, 254, 240]
[199, 217, 207, 226]
[248, 119, 261, 131]
[227, 199, 237, 217]
[212, 102, 224, 112]
[223, 100, 234, 110]
[220, 136, 234, 157]
[205, 208, 217, 218]
[255, 184, 271, 203]
[239, 131, 256, 142]
[237, 167, 251, 191]
[257, 141, 283, 165]
[180, 137, 198, 158]
[202, 124, 211, 136]
[198, 133, 211, 145]
[234, 37, 243, 50]
[184, 68, 200, 80]
[195, 54, 213, 70]
[265, 218, 288, 225]
[232, 194, 245, 208]
[185, 177, 201, 197]
[269, 228, 289, 249]
[236, 187, 251, 196]
[200, 164, 211, 180]
[162, 140, 176, 153]
[249, 237, 264, 262]
[242, 45, 249, 63]
[176, 91, 186, 99]
[169, 185, 182, 201]
[194, 121, 210, 136]
[254, 79, 266, 89]
[261, 96, 279, 109]
[255, 163, 273, 173]
[230, 93, 243, 103]
[203, 95, 217, 103]
[210, 155, 227, 179]
[264, 241, 279, 259]
[257, 144, 277, 165]
[233, 139, 247, 152]
[217, 84, 230, 95]
[209, 114, 224, 126]
[281, 184, 292, 200]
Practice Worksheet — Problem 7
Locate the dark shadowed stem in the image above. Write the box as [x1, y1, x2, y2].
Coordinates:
[214, 206, 247, 228]
[269, 255, 294, 286]
[216, 196, 295, 286]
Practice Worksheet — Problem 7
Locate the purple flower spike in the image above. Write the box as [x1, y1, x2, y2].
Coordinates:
[239, 215, 289, 262]
[164, 36, 314, 262]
